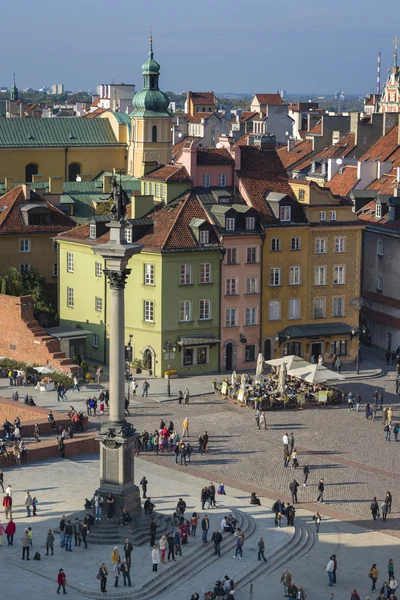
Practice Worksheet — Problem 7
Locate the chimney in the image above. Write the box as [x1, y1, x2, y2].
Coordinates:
[287, 138, 296, 151]
[234, 146, 241, 171]
[5, 177, 14, 192]
[21, 184, 31, 200]
[32, 173, 45, 183]
[130, 194, 154, 219]
[103, 174, 113, 193]
[48, 176, 63, 195]
[382, 112, 398, 136]
[76, 173, 92, 182]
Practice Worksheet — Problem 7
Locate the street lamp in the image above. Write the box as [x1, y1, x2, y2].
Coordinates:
[126, 333, 133, 402]
[350, 296, 371, 374]
[162, 341, 177, 397]
[351, 325, 367, 375]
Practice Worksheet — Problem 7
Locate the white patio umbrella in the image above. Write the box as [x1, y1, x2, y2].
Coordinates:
[278, 362, 287, 392]
[34, 366, 54, 374]
[266, 355, 311, 371]
[255, 353, 264, 385]
[240, 373, 246, 390]
[288, 364, 344, 384]
[231, 370, 237, 387]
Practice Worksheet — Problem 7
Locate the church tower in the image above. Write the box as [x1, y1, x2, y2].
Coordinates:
[128, 36, 172, 177]
[10, 74, 18, 101]
[380, 37, 400, 113]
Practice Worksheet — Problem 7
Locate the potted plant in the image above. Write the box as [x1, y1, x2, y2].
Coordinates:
[164, 369, 178, 379]
[130, 358, 142, 374]
[141, 350, 152, 376]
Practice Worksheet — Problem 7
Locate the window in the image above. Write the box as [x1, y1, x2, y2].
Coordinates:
[150, 182, 155, 195]
[226, 248, 237, 265]
[319, 211, 326, 221]
[155, 183, 160, 197]
[330, 340, 348, 356]
[315, 266, 326, 286]
[335, 237, 345, 253]
[183, 348, 193, 366]
[377, 275, 383, 291]
[269, 300, 281, 320]
[53, 263, 58, 277]
[226, 217, 235, 231]
[144, 264, 154, 285]
[225, 308, 237, 327]
[180, 264, 192, 285]
[376, 203, 382, 218]
[67, 252, 74, 273]
[289, 266, 301, 285]
[226, 278, 238, 295]
[377, 240, 384, 256]
[152, 125, 157, 142]
[269, 267, 281, 286]
[291, 237, 301, 251]
[161, 184, 166, 199]
[245, 344, 256, 362]
[20, 239, 30, 253]
[313, 297, 325, 318]
[53, 240, 58, 252]
[95, 296, 103, 312]
[333, 265, 345, 285]
[25, 162, 38, 182]
[197, 347, 207, 364]
[280, 206, 291, 221]
[20, 264, 30, 274]
[246, 217, 255, 230]
[199, 230, 209, 244]
[246, 277, 257, 294]
[200, 263, 211, 283]
[315, 238, 326, 254]
[144, 181, 149, 195]
[125, 229, 132, 243]
[245, 307, 257, 326]
[89, 224, 96, 240]
[144, 300, 154, 322]
[179, 300, 191, 321]
[67, 287, 74, 308]
[299, 189, 305, 200]
[95, 262, 102, 277]
[288, 298, 301, 319]
[333, 296, 344, 317]
[285, 341, 301, 355]
[92, 334, 99, 349]
[271, 238, 281, 252]
[218, 173, 227, 187]
[199, 299, 211, 320]
[247, 247, 257, 263]
[202, 174, 210, 188]
[329, 211, 337, 221]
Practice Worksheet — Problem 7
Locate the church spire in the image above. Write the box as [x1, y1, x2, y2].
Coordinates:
[10, 73, 18, 101]
[393, 35, 399, 70]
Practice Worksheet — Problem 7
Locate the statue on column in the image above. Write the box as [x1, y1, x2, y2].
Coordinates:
[107, 177, 127, 222]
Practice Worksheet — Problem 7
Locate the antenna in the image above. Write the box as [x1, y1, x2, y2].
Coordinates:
[377, 51, 381, 94]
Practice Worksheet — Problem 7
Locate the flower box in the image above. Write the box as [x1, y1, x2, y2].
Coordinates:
[164, 373, 179, 379]
[38, 382, 54, 392]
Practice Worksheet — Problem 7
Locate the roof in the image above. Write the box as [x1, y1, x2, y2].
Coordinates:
[308, 120, 322, 135]
[253, 94, 283, 106]
[0, 186, 75, 235]
[172, 136, 202, 161]
[178, 334, 220, 346]
[278, 322, 353, 338]
[325, 165, 359, 196]
[109, 111, 132, 126]
[235, 133, 254, 147]
[196, 148, 234, 166]
[278, 140, 314, 169]
[366, 172, 397, 194]
[0, 118, 122, 147]
[240, 111, 258, 122]
[189, 92, 216, 105]
[357, 199, 400, 231]
[314, 132, 356, 160]
[358, 125, 399, 162]
[144, 164, 191, 183]
[46, 326, 92, 339]
[83, 107, 108, 119]
[188, 112, 215, 123]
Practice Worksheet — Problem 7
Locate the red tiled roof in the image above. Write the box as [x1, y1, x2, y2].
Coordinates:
[308, 120, 322, 135]
[25, 104, 39, 113]
[0, 186, 75, 235]
[366, 173, 397, 194]
[357, 199, 400, 231]
[196, 148, 234, 166]
[358, 125, 399, 162]
[235, 133, 253, 147]
[172, 136, 202, 161]
[84, 107, 108, 119]
[292, 158, 313, 172]
[189, 92, 216, 105]
[298, 131, 307, 140]
[253, 94, 283, 106]
[325, 166, 359, 196]
[144, 165, 191, 182]
[240, 111, 258, 122]
[315, 132, 356, 160]
[188, 112, 215, 123]
[278, 140, 314, 169]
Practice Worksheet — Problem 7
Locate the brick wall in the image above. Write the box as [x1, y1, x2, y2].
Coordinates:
[0, 432, 98, 465]
[0, 294, 79, 374]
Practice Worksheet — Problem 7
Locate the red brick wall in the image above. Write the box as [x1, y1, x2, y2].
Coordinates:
[0, 294, 79, 374]
[0, 432, 98, 464]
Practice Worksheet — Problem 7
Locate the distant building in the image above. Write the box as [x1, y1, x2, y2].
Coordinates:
[96, 83, 136, 114]
[51, 83, 64, 95]
[185, 92, 217, 117]
[250, 93, 283, 113]
[379, 39, 400, 113]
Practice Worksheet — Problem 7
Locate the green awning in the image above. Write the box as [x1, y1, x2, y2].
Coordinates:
[278, 322, 353, 339]
[178, 334, 220, 346]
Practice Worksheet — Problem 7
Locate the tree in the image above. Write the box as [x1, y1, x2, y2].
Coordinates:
[0, 267, 23, 295]
[21, 269, 56, 317]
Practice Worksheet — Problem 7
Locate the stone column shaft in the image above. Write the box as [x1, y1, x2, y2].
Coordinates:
[109, 286, 125, 424]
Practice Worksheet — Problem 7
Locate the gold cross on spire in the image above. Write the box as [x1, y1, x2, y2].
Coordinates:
[394, 35, 400, 52]
[150, 25, 153, 43]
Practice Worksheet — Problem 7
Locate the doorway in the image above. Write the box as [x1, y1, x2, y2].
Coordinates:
[311, 342, 322, 364]
[263, 339, 272, 360]
[225, 343, 233, 371]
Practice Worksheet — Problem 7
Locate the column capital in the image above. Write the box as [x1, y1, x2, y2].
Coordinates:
[104, 268, 131, 290]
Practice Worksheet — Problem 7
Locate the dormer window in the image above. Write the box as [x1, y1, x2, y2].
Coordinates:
[125, 229, 132, 243]
[376, 203, 382, 218]
[298, 189, 305, 201]
[89, 224, 96, 239]
[280, 206, 291, 222]
[246, 217, 255, 230]
[199, 230, 209, 244]
[226, 217, 235, 231]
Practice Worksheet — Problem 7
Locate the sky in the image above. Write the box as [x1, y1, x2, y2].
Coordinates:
[1, 0, 400, 95]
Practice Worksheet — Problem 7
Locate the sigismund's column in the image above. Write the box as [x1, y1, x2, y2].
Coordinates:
[93, 220, 143, 514]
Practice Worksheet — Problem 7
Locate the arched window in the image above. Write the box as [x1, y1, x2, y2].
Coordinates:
[152, 125, 157, 143]
[25, 163, 38, 182]
[68, 162, 81, 182]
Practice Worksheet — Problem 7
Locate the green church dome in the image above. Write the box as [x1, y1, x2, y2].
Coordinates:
[131, 37, 171, 118]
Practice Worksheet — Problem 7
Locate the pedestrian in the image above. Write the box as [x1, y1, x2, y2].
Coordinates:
[150, 518, 157, 546]
[73, 518, 81, 547]
[174, 528, 182, 557]
[385, 491, 393, 513]
[326, 556, 335, 586]
[159, 534, 167, 564]
[382, 407, 388, 424]
[0, 470, 4, 494]
[98, 563, 108, 594]
[72, 376, 80, 392]
[385, 422, 391, 441]
[286, 503, 296, 526]
[81, 520, 88, 549]
[151, 544, 160, 572]
[111, 546, 121, 587]
[182, 417, 189, 437]
[381, 501, 389, 522]
[350, 590, 360, 600]
[34, 423, 41, 443]
[0, 520, 4, 547]
[106, 493, 115, 520]
[21, 528, 30, 560]
[46, 529, 55, 555]
[387, 407, 393, 424]
[284, 446, 290, 468]
[289, 479, 299, 504]
[335, 357, 342, 373]
[124, 538, 133, 568]
[394, 423, 400, 442]
[379, 391, 384, 410]
[167, 532, 175, 561]
[120, 559, 131, 587]
[303, 463, 310, 487]
[316, 479, 325, 503]
[5, 518, 15, 545]
[57, 436, 65, 459]
[57, 569, 67, 594]
[386, 349, 391, 365]
[313, 511, 321, 534]
[64, 520, 73, 551]
[211, 528, 222, 557]
[3, 493, 12, 519]
[178, 389, 183, 404]
[184, 388, 189, 404]
[348, 391, 354, 411]
[332, 554, 338, 583]
[258, 536, 267, 562]
[370, 497, 379, 520]
[288, 432, 295, 454]
[24, 491, 32, 517]
[191, 512, 199, 537]
[142, 380, 150, 398]
[366, 402, 371, 419]
[201, 514, 210, 544]
[369, 563, 379, 591]
[94, 493, 103, 521]
[280, 569, 292, 597]
[140, 476, 148, 499]
[388, 559, 395, 581]
[234, 534, 243, 559]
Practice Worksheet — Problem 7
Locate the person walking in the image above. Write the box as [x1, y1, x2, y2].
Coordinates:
[124, 538, 133, 568]
[98, 563, 108, 594]
[257, 537, 267, 562]
[326, 556, 335, 587]
[313, 511, 322, 535]
[316, 479, 325, 503]
[178, 389, 183, 404]
[174, 529, 182, 557]
[57, 437, 65, 459]
[289, 479, 300, 504]
[151, 545, 160, 572]
[46, 529, 55, 555]
[120, 559, 131, 587]
[73, 518, 81, 547]
[5, 518, 15, 546]
[211, 529, 222, 557]
[142, 380, 150, 398]
[370, 497, 379, 520]
[24, 491, 32, 517]
[332, 554, 338, 584]
[379, 391, 384, 410]
[288, 433, 295, 455]
[167, 532, 175, 561]
[369, 564, 379, 591]
[111, 546, 121, 587]
[59, 515, 66, 548]
[234, 534, 243, 559]
[280, 569, 292, 597]
[57, 569, 67, 594]
[388, 559, 395, 581]
[140, 476, 148, 499]
[184, 388, 190, 405]
[387, 407, 393, 425]
[72, 376, 80, 392]
[385, 422, 391, 441]
[159, 535, 167, 564]
[3, 493, 12, 519]
[381, 501, 389, 522]
[303, 464, 310, 487]
[106, 493, 115, 520]
[201, 514, 210, 544]
[182, 417, 189, 438]
[21, 529, 30, 560]
[64, 520, 73, 552]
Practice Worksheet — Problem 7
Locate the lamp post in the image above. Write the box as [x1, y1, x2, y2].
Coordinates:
[126, 333, 133, 402]
[352, 325, 367, 375]
[163, 341, 177, 397]
[350, 296, 371, 375]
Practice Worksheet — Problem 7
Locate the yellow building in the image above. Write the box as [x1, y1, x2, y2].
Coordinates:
[261, 180, 364, 363]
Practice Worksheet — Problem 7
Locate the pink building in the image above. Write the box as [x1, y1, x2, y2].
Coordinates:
[177, 142, 234, 188]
